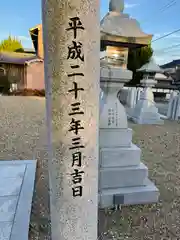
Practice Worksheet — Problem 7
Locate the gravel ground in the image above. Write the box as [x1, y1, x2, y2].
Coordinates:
[99, 121, 180, 240]
[0, 96, 50, 239]
[1, 96, 180, 239]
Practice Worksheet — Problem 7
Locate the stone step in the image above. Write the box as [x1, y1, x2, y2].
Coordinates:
[99, 162, 148, 189]
[100, 144, 141, 168]
[99, 178, 159, 208]
[100, 128, 132, 148]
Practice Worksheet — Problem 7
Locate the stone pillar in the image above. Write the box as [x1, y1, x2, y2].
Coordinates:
[42, 0, 99, 239]
[100, 82, 128, 129]
[128, 87, 137, 108]
[167, 91, 178, 119]
[136, 88, 142, 103]
[174, 94, 180, 120]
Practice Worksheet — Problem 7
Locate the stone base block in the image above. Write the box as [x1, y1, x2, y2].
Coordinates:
[99, 163, 148, 189]
[100, 144, 141, 168]
[129, 99, 164, 125]
[130, 116, 164, 125]
[100, 128, 132, 148]
[160, 114, 167, 120]
[99, 179, 159, 208]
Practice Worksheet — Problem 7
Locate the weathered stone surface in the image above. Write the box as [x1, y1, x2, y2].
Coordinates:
[100, 144, 141, 168]
[0, 196, 18, 222]
[0, 222, 12, 240]
[100, 72, 132, 129]
[99, 163, 148, 189]
[42, 0, 100, 239]
[0, 178, 23, 196]
[131, 87, 164, 125]
[100, 128, 132, 148]
[0, 160, 36, 240]
[130, 59, 164, 125]
[0, 165, 26, 178]
[101, 0, 153, 43]
[99, 179, 159, 208]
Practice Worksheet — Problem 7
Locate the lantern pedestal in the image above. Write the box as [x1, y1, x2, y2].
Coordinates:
[99, 66, 159, 208]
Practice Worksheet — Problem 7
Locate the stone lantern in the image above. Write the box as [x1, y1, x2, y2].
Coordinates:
[99, 0, 159, 208]
[130, 58, 164, 124]
[99, 0, 153, 127]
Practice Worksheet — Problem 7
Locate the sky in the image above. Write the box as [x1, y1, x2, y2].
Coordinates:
[0, 0, 180, 65]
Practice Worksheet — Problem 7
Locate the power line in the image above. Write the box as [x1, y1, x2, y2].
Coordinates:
[153, 44, 180, 62]
[169, 54, 180, 57]
[141, 0, 177, 25]
[154, 43, 180, 53]
[158, 0, 176, 12]
[152, 28, 180, 42]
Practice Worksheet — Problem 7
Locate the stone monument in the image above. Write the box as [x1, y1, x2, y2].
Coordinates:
[167, 90, 180, 120]
[42, 0, 99, 239]
[99, 0, 159, 208]
[130, 58, 164, 124]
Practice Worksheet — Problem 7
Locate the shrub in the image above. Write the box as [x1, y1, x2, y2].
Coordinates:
[0, 75, 11, 94]
[9, 89, 45, 97]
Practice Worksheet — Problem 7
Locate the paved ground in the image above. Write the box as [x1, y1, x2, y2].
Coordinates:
[0, 161, 36, 240]
[1, 96, 180, 239]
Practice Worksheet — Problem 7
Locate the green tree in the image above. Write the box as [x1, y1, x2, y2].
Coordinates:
[127, 45, 153, 86]
[0, 36, 24, 52]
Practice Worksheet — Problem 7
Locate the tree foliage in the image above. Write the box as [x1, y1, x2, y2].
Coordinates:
[0, 36, 24, 52]
[127, 45, 153, 86]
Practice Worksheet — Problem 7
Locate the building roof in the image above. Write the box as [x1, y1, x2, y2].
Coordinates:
[155, 73, 167, 79]
[29, 24, 41, 32]
[137, 58, 164, 73]
[161, 59, 180, 69]
[0, 52, 43, 65]
[24, 48, 36, 54]
[155, 73, 173, 81]
[29, 24, 42, 54]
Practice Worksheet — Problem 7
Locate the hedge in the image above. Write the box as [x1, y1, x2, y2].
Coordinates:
[9, 89, 45, 97]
